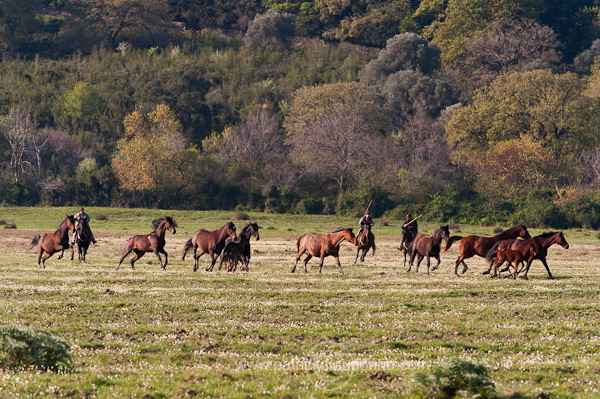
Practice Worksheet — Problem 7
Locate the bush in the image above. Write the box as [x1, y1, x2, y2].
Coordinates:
[0, 326, 72, 372]
[95, 213, 108, 221]
[233, 212, 250, 221]
[413, 358, 496, 399]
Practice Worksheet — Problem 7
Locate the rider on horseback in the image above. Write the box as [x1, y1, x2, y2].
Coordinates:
[72, 207, 97, 245]
[357, 210, 374, 246]
[399, 213, 420, 251]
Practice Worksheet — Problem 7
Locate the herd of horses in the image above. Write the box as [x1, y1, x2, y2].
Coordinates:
[30, 215, 569, 279]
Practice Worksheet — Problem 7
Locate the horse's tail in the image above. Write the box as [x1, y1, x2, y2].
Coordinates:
[30, 234, 41, 249]
[181, 238, 193, 260]
[486, 241, 502, 264]
[444, 235, 463, 252]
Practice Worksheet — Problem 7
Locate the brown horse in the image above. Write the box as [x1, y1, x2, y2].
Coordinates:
[30, 215, 76, 268]
[181, 222, 237, 272]
[354, 227, 375, 263]
[292, 228, 356, 274]
[117, 217, 177, 271]
[407, 225, 450, 274]
[397, 225, 417, 268]
[218, 222, 260, 272]
[486, 232, 569, 280]
[491, 247, 536, 279]
[444, 225, 531, 276]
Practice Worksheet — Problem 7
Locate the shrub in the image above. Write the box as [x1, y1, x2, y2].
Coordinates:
[4, 223, 16, 229]
[413, 358, 496, 399]
[0, 326, 72, 372]
[233, 212, 250, 221]
[95, 213, 108, 221]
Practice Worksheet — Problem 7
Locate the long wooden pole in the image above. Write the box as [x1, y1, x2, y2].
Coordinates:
[403, 213, 423, 228]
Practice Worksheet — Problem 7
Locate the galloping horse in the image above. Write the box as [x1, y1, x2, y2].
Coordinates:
[486, 231, 569, 280]
[181, 222, 237, 272]
[444, 225, 531, 276]
[398, 226, 417, 268]
[292, 228, 356, 274]
[355, 226, 375, 263]
[71, 217, 92, 262]
[219, 222, 260, 272]
[30, 215, 76, 268]
[117, 217, 177, 271]
[407, 225, 450, 274]
[491, 247, 536, 279]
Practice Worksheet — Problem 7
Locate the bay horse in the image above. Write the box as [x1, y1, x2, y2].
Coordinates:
[491, 247, 536, 279]
[218, 222, 260, 272]
[354, 226, 375, 263]
[397, 226, 417, 267]
[486, 232, 569, 280]
[117, 217, 177, 271]
[181, 222, 237, 272]
[70, 217, 92, 262]
[407, 225, 450, 274]
[30, 215, 76, 268]
[292, 228, 356, 274]
[444, 225, 531, 276]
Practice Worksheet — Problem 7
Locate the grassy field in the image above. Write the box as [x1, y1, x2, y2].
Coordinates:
[0, 207, 599, 398]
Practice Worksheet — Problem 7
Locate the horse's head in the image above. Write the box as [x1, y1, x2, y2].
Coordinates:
[226, 222, 237, 240]
[249, 222, 260, 241]
[65, 214, 76, 231]
[438, 225, 450, 241]
[344, 228, 356, 244]
[519, 225, 532, 239]
[555, 231, 569, 249]
[165, 216, 177, 234]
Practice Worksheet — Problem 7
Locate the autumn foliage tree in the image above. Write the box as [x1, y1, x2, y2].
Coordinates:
[112, 104, 188, 193]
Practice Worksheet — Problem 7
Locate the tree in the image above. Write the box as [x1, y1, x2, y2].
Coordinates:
[381, 69, 456, 118]
[168, 0, 262, 32]
[419, 0, 543, 67]
[112, 104, 187, 193]
[360, 33, 441, 88]
[451, 19, 562, 93]
[0, 107, 34, 183]
[0, 0, 44, 54]
[61, 0, 174, 51]
[284, 82, 391, 191]
[446, 69, 600, 199]
[244, 10, 295, 49]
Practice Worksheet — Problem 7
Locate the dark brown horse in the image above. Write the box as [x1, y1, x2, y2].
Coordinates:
[117, 217, 177, 271]
[181, 222, 237, 272]
[397, 225, 417, 267]
[70, 217, 92, 262]
[219, 222, 260, 272]
[486, 232, 569, 280]
[292, 228, 356, 274]
[407, 225, 450, 274]
[354, 226, 375, 263]
[491, 247, 536, 279]
[444, 225, 531, 276]
[30, 215, 76, 268]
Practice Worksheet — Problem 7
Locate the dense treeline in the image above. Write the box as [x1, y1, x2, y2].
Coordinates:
[1, 0, 600, 228]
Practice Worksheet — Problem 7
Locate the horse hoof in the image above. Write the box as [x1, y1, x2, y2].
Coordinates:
[482, 270, 490, 275]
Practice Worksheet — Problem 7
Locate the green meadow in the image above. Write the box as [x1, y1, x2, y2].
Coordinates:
[0, 207, 599, 398]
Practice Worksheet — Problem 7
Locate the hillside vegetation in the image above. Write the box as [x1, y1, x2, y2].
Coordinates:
[1, 1, 600, 228]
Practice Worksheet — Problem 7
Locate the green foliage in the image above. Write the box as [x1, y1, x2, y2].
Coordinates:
[244, 10, 295, 49]
[413, 358, 497, 399]
[0, 326, 72, 372]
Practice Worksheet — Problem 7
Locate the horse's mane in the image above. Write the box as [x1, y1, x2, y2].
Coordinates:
[328, 227, 350, 234]
[241, 222, 258, 234]
[152, 217, 177, 229]
[534, 231, 557, 238]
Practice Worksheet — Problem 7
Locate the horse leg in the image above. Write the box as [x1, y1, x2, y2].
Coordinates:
[454, 256, 463, 276]
[291, 249, 305, 273]
[156, 249, 168, 270]
[207, 250, 217, 272]
[57, 248, 64, 260]
[407, 251, 417, 273]
[335, 255, 344, 274]
[303, 254, 313, 273]
[535, 258, 553, 280]
[354, 248, 360, 263]
[130, 249, 145, 270]
[70, 243, 75, 261]
[425, 256, 431, 275]
[117, 249, 132, 270]
[415, 254, 424, 274]
[431, 256, 441, 272]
